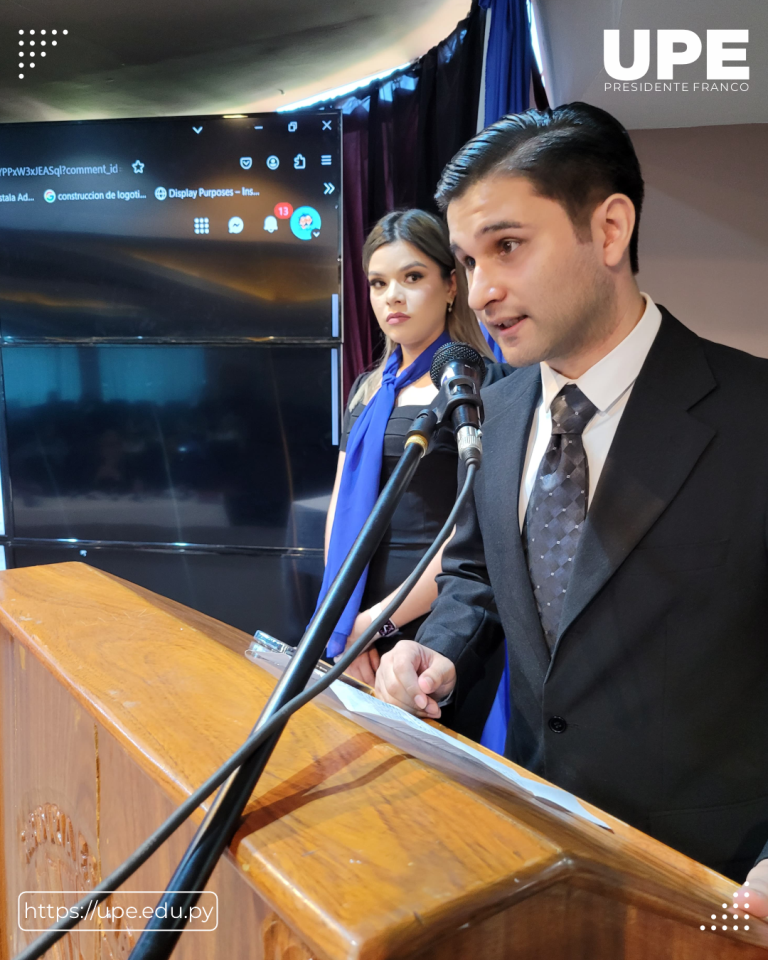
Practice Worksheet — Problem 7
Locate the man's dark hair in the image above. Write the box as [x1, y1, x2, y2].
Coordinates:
[435, 102, 645, 273]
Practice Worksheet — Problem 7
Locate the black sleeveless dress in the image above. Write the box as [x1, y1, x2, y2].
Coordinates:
[339, 362, 512, 646]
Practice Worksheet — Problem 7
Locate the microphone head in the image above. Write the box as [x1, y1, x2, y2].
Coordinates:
[430, 341, 487, 389]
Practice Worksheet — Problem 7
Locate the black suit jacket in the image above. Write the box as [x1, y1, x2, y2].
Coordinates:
[417, 309, 768, 881]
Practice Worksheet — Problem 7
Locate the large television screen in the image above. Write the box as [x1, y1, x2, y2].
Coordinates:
[0, 112, 341, 340]
[4, 343, 338, 547]
[0, 111, 341, 639]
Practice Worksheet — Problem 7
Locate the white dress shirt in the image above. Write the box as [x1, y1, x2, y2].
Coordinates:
[518, 294, 662, 530]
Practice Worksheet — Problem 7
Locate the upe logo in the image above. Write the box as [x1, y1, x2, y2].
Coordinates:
[604, 29, 749, 81]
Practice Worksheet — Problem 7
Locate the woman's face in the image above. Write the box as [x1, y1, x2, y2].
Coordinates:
[367, 240, 456, 355]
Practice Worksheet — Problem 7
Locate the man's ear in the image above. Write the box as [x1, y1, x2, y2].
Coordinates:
[593, 193, 635, 269]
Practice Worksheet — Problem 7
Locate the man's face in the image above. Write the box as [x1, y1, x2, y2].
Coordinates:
[447, 174, 616, 369]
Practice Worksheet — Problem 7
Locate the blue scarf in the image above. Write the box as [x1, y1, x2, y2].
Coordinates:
[478, 320, 511, 752]
[480, 639, 511, 754]
[480, 319, 505, 362]
[316, 331, 452, 658]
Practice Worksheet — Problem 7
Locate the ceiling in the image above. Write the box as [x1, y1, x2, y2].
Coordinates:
[2, 0, 763, 130]
[0, 0, 472, 122]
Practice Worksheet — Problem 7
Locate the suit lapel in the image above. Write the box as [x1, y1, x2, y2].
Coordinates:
[553, 313, 717, 658]
[482, 367, 552, 686]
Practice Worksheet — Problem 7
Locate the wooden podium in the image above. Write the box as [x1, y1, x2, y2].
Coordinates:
[1, 562, 766, 960]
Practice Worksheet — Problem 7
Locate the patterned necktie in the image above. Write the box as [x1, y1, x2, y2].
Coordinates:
[524, 383, 598, 653]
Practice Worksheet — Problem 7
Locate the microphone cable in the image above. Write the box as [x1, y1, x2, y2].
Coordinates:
[13, 462, 478, 960]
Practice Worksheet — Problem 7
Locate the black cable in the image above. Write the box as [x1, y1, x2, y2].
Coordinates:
[13, 463, 476, 960]
[129, 443, 427, 959]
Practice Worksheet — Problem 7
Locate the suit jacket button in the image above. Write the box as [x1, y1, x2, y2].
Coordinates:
[548, 716, 567, 733]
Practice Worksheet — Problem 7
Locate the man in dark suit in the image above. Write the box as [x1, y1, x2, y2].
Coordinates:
[373, 102, 768, 910]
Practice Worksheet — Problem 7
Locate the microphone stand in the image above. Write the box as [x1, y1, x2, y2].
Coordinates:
[127, 398, 465, 959]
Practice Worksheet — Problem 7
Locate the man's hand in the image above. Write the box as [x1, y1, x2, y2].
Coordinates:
[343, 648, 380, 687]
[733, 860, 768, 919]
[339, 610, 380, 687]
[375, 640, 456, 719]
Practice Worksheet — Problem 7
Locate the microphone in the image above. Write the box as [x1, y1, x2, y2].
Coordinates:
[430, 342, 486, 464]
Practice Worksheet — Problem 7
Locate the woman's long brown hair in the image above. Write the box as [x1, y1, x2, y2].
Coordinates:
[350, 208, 495, 407]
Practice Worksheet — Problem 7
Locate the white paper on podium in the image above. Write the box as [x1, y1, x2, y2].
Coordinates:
[246, 647, 610, 831]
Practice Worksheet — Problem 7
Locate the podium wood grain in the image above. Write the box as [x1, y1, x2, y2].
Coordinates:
[0, 562, 766, 960]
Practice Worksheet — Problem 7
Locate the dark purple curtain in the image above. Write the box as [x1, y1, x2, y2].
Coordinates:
[310, 4, 486, 401]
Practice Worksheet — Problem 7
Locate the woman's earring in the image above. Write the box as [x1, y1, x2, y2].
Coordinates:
[447, 300, 454, 314]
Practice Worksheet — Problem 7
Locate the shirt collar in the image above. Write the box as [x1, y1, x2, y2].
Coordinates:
[540, 293, 662, 415]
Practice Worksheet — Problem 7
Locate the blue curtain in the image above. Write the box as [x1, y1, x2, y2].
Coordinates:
[478, 0, 534, 125]
[477, 0, 534, 756]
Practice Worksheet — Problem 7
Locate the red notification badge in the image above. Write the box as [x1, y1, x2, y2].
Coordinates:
[274, 202, 293, 219]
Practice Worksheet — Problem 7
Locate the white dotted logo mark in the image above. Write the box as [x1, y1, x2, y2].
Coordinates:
[701, 894, 751, 933]
[17, 27, 68, 79]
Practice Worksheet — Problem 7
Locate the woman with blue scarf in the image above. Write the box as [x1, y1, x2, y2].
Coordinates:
[316, 209, 510, 693]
